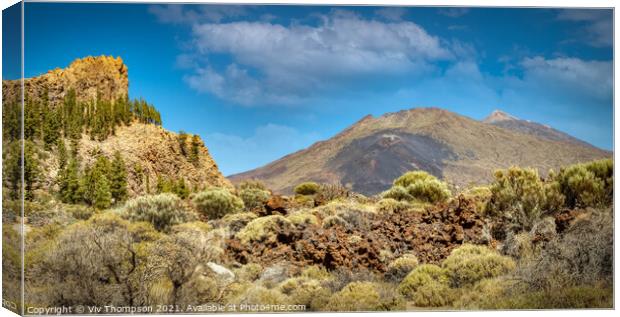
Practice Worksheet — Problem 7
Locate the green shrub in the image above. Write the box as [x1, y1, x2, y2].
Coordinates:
[235, 263, 263, 282]
[442, 244, 515, 287]
[294, 182, 320, 195]
[287, 212, 319, 227]
[67, 205, 95, 220]
[555, 159, 613, 208]
[192, 188, 244, 220]
[385, 254, 419, 283]
[122, 193, 197, 231]
[398, 264, 452, 307]
[463, 186, 492, 214]
[300, 265, 332, 281]
[231, 285, 290, 309]
[237, 179, 268, 191]
[452, 277, 520, 309]
[385, 171, 451, 204]
[486, 167, 555, 231]
[381, 186, 413, 202]
[493, 285, 613, 309]
[278, 277, 332, 310]
[376, 198, 411, 214]
[325, 281, 381, 311]
[236, 215, 293, 244]
[221, 212, 257, 234]
[322, 215, 348, 229]
[238, 187, 271, 212]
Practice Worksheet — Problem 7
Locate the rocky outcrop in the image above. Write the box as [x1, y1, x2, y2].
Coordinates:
[6, 56, 232, 196]
[74, 123, 232, 196]
[2, 55, 128, 106]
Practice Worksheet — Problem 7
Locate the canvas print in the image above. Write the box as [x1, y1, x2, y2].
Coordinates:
[1, 1, 614, 314]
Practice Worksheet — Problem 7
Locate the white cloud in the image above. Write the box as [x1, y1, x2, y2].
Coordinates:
[148, 4, 248, 24]
[183, 12, 452, 105]
[438, 8, 469, 18]
[519, 56, 612, 102]
[557, 9, 612, 47]
[205, 124, 320, 175]
[374, 7, 408, 21]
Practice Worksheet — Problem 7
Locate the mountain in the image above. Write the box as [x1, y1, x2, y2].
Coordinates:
[230, 107, 610, 195]
[483, 110, 595, 147]
[2, 56, 231, 197]
[3, 56, 129, 107]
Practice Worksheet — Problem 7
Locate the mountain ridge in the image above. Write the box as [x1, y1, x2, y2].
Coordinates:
[230, 107, 610, 195]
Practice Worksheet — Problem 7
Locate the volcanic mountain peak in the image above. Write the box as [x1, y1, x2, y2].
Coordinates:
[231, 107, 610, 195]
[483, 110, 519, 123]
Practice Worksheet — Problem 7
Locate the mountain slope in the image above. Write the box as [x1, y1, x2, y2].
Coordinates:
[230, 107, 610, 195]
[483, 110, 595, 147]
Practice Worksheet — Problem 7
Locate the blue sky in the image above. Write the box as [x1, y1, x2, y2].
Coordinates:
[4, 3, 614, 175]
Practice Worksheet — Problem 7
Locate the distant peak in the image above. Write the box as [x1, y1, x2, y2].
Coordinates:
[483, 110, 519, 123]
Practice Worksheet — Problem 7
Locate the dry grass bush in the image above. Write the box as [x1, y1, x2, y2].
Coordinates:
[237, 179, 268, 191]
[486, 167, 563, 232]
[485, 284, 613, 309]
[122, 193, 198, 232]
[228, 285, 291, 310]
[321, 215, 348, 229]
[516, 208, 613, 291]
[555, 159, 613, 208]
[314, 183, 351, 205]
[238, 187, 271, 212]
[383, 171, 451, 204]
[191, 188, 244, 220]
[234, 263, 263, 282]
[442, 244, 515, 288]
[36, 213, 161, 307]
[300, 265, 332, 281]
[287, 211, 319, 227]
[278, 277, 332, 310]
[384, 254, 419, 283]
[324, 281, 382, 311]
[451, 277, 522, 309]
[294, 182, 320, 195]
[398, 264, 453, 307]
[324, 267, 378, 293]
[144, 221, 226, 306]
[502, 231, 534, 260]
[376, 198, 412, 214]
[462, 186, 492, 214]
[221, 212, 257, 235]
[236, 215, 294, 244]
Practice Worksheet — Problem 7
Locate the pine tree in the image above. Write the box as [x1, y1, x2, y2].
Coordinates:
[178, 131, 188, 156]
[93, 175, 112, 209]
[175, 178, 190, 199]
[57, 138, 68, 170]
[59, 159, 81, 203]
[23, 140, 40, 200]
[156, 175, 172, 193]
[3, 141, 21, 200]
[81, 154, 111, 207]
[190, 135, 201, 164]
[43, 106, 61, 147]
[109, 151, 128, 204]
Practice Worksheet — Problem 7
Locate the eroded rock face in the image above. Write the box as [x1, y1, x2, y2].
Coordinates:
[2, 55, 129, 106]
[226, 196, 488, 273]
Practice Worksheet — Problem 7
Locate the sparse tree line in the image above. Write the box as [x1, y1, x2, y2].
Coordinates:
[2, 89, 162, 202]
[3, 88, 162, 145]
